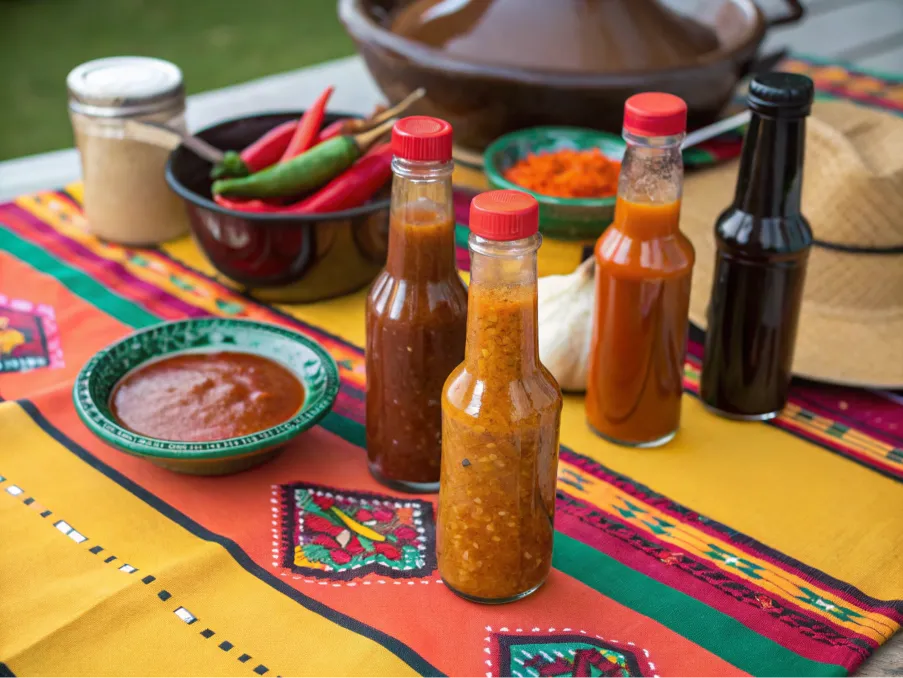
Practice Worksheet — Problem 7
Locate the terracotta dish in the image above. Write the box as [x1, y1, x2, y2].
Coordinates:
[340, 0, 803, 148]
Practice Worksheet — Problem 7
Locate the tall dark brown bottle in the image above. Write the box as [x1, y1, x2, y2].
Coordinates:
[700, 72, 815, 421]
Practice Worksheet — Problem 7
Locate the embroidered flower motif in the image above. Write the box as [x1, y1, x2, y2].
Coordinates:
[491, 631, 658, 678]
[279, 483, 436, 580]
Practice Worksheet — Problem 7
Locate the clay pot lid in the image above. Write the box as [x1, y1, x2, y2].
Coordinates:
[390, 0, 760, 74]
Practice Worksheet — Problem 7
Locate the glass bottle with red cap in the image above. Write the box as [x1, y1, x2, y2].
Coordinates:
[438, 189, 562, 604]
[366, 116, 468, 492]
[585, 93, 695, 447]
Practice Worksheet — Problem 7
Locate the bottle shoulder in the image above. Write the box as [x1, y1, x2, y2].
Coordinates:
[367, 269, 469, 321]
[443, 367, 562, 423]
[714, 207, 813, 255]
[594, 227, 695, 278]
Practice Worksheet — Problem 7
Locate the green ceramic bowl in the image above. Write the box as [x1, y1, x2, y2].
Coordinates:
[484, 126, 626, 241]
[73, 318, 340, 475]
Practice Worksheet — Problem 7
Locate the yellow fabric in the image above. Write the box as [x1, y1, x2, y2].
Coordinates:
[0, 402, 419, 677]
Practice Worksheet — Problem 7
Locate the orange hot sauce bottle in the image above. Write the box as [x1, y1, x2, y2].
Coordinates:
[438, 190, 562, 604]
[585, 93, 695, 447]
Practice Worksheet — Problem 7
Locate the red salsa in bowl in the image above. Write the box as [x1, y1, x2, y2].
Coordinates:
[73, 318, 340, 475]
[112, 352, 305, 442]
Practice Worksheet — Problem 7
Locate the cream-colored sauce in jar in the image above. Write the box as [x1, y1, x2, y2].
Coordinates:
[67, 57, 189, 245]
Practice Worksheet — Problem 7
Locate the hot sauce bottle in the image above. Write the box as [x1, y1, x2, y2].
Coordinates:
[438, 190, 562, 604]
[585, 93, 695, 447]
[365, 116, 468, 492]
[700, 73, 815, 420]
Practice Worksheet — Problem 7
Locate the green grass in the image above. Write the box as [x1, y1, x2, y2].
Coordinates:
[1, 0, 355, 160]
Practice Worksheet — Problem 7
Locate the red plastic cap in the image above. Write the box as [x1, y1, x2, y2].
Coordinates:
[469, 190, 539, 241]
[391, 116, 453, 162]
[623, 92, 688, 137]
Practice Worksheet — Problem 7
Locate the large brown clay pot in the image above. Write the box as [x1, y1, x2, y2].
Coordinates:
[340, 0, 803, 149]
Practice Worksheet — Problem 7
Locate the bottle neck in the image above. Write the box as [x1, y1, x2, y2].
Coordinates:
[617, 130, 684, 207]
[466, 234, 541, 375]
[612, 131, 684, 239]
[386, 157, 457, 280]
[733, 113, 806, 218]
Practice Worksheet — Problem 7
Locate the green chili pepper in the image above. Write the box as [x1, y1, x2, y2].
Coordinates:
[212, 136, 359, 199]
[210, 117, 397, 200]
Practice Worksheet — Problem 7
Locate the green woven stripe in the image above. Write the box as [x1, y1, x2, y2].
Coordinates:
[0, 224, 159, 329]
[554, 533, 845, 677]
[454, 224, 470, 249]
[826, 423, 850, 437]
[321, 411, 366, 448]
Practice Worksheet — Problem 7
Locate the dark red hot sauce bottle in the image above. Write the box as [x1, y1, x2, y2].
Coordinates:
[700, 73, 815, 421]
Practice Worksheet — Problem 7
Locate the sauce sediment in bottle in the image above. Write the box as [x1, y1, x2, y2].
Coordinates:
[366, 116, 466, 491]
[366, 204, 468, 486]
[438, 192, 561, 603]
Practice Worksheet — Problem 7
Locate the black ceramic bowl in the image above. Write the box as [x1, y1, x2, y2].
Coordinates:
[165, 111, 390, 304]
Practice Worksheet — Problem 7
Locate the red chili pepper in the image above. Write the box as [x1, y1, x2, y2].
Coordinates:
[316, 118, 350, 144]
[279, 86, 334, 162]
[239, 120, 297, 172]
[213, 194, 283, 213]
[286, 143, 392, 213]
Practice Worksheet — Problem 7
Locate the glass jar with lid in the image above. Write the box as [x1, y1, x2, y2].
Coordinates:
[67, 56, 190, 245]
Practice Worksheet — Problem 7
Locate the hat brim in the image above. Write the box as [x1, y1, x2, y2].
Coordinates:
[688, 292, 903, 389]
[683, 167, 903, 390]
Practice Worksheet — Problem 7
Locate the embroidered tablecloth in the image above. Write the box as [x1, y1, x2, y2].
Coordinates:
[0, 56, 901, 677]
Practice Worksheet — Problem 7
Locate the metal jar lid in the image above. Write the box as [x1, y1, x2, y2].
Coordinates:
[67, 56, 185, 118]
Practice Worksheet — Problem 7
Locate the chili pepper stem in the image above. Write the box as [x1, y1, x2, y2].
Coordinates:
[352, 118, 398, 152]
[368, 88, 426, 127]
[343, 89, 427, 137]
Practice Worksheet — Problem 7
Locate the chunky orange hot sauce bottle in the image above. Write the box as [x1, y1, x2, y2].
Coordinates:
[365, 117, 468, 492]
[585, 93, 695, 447]
[438, 190, 563, 604]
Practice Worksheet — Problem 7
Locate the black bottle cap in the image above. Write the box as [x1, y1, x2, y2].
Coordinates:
[747, 72, 815, 118]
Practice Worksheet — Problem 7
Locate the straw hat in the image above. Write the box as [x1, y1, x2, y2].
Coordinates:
[681, 100, 903, 388]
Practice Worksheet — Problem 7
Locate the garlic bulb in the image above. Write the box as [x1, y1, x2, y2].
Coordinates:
[538, 257, 595, 392]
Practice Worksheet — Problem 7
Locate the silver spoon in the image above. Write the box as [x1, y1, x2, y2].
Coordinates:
[586, 110, 753, 155]
[123, 119, 225, 164]
[682, 111, 752, 149]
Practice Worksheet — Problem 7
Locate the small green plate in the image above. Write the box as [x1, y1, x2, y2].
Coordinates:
[484, 126, 626, 241]
[73, 318, 340, 475]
